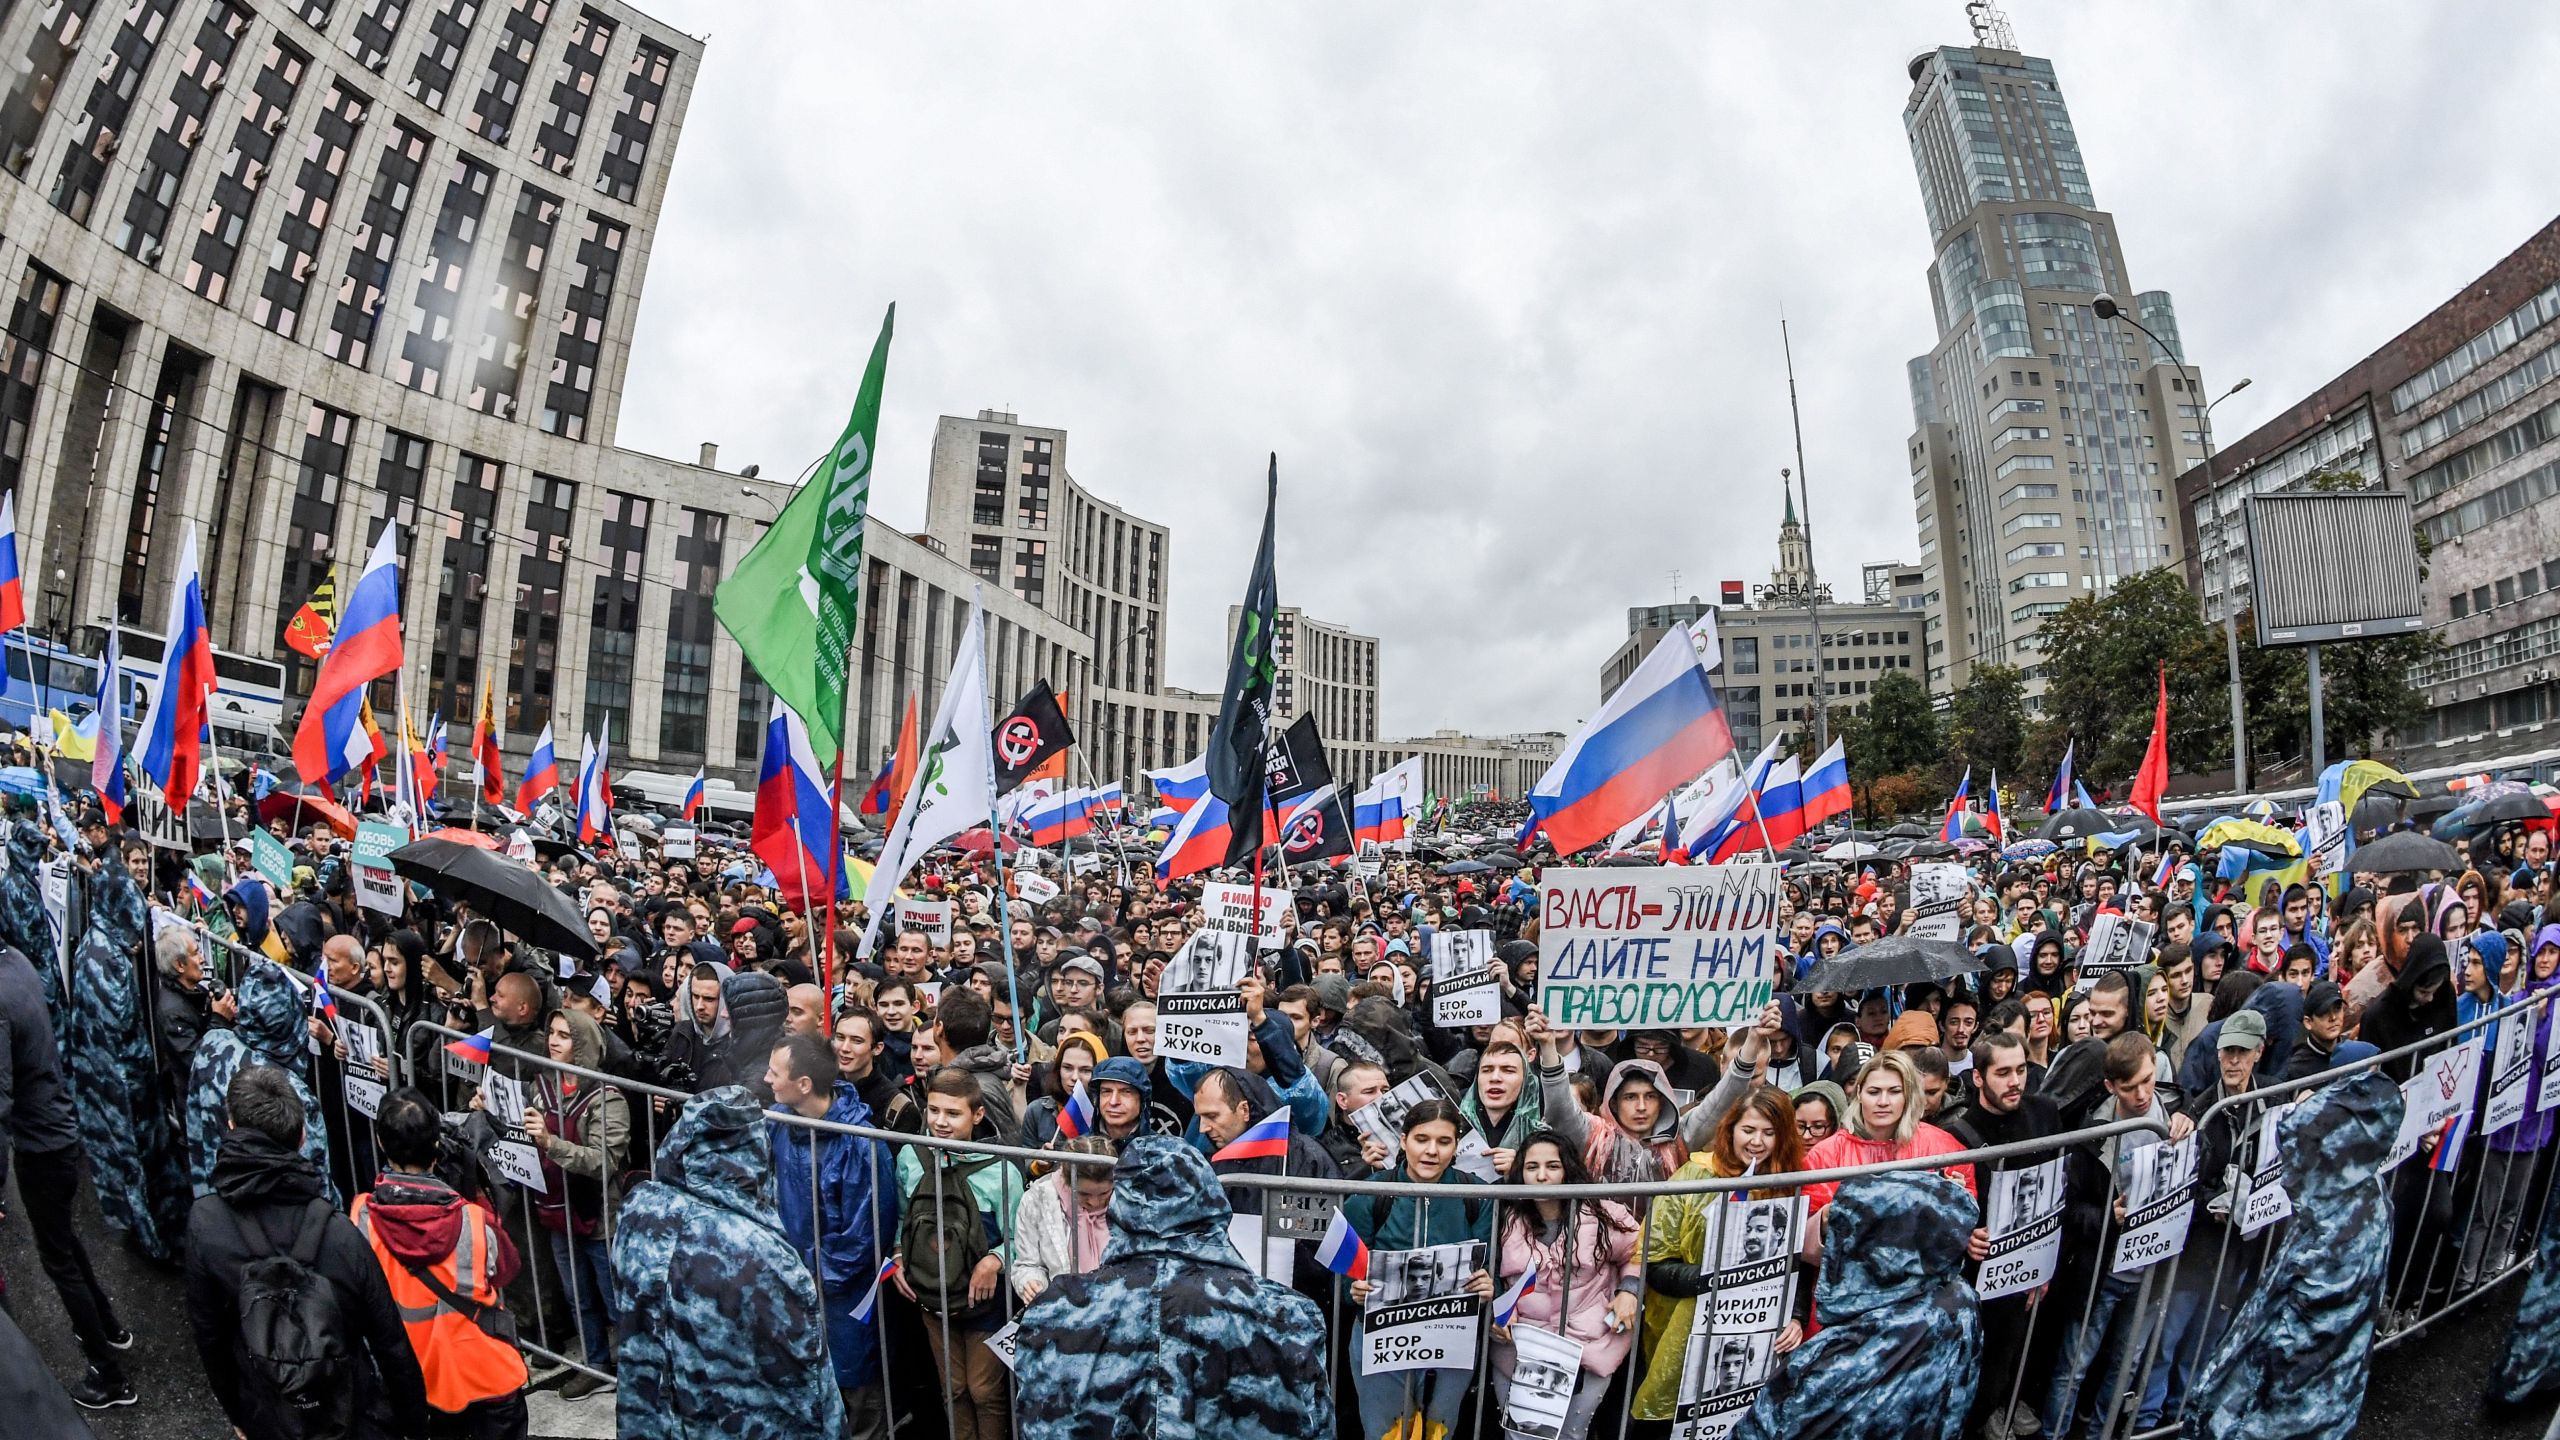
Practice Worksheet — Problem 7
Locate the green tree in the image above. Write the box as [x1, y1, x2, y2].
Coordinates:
[1852, 670, 1941, 779]
[1944, 663, 2028, 785]
[2035, 567, 2232, 783]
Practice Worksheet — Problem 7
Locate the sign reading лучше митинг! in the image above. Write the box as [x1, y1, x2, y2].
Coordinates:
[1536, 865, 1779, 1031]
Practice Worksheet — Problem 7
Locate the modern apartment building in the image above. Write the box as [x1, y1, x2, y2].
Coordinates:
[2173, 215, 2560, 744]
[1900, 37, 2212, 704]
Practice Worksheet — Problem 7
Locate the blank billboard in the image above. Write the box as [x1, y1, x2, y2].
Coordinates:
[2241, 490, 2426, 646]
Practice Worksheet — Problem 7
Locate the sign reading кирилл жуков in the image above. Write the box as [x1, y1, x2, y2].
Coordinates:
[1536, 865, 1778, 1030]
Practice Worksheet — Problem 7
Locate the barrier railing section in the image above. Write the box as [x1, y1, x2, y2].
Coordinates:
[200, 929, 405, 1205]
[390, 998, 2556, 1439]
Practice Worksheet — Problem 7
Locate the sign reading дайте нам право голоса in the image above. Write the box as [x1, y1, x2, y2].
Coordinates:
[1536, 865, 1778, 1031]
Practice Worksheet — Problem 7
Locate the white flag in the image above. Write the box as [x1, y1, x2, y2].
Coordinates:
[860, 604, 995, 954]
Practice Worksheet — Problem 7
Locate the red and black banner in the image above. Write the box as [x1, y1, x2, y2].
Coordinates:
[992, 681, 1074, 796]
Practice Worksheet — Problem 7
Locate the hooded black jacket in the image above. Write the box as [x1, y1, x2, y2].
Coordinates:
[182, 1130, 428, 1439]
[2361, 935, 2455, 1081]
[0, 944, 78, 1182]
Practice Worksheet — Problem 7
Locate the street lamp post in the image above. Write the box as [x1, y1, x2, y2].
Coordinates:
[2092, 293, 2252, 790]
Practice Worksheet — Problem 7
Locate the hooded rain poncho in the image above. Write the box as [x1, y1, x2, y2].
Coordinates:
[63, 855, 189, 1257]
[184, 957, 332, 1201]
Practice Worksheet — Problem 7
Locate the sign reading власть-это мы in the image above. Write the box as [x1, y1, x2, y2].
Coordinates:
[1536, 864, 1779, 1030]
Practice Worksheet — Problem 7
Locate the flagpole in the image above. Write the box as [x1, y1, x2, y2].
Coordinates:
[975, 597, 1027, 1064]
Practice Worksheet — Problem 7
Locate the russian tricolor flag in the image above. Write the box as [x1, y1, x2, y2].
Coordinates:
[751, 698, 846, 906]
[1314, 1208, 1370, 1280]
[574, 721, 613, 844]
[1492, 1258, 1539, 1327]
[682, 767, 705, 821]
[515, 724, 559, 812]
[1800, 739, 1851, 827]
[137, 528, 218, 812]
[1057, 1083, 1096, 1139]
[1212, 1109, 1292, 1163]
[1941, 768, 1972, 843]
[293, 527, 403, 787]
[1704, 754, 1801, 865]
[1024, 788, 1094, 847]
[0, 490, 25, 635]
[1353, 785, 1388, 845]
[1528, 627, 1733, 857]
[313, 971, 339, 1022]
[2045, 740, 2075, 815]
[92, 629, 125, 823]
[1156, 792, 1237, 882]
[852, 1256, 901, 1323]
[1983, 772, 2004, 843]
[858, 752, 895, 816]
[1090, 782, 1125, 813]
[444, 1028, 494, 1063]
[1145, 753, 1211, 814]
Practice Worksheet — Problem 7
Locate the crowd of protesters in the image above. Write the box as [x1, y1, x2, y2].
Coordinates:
[4, 782, 2560, 1440]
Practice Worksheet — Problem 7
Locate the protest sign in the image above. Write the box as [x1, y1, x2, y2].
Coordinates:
[2303, 801, 2347, 882]
[1156, 929, 1250, 1066]
[2542, 999, 2560, 1114]
[479, 1071, 548, 1192]
[2079, 914, 2156, 974]
[505, 829, 536, 863]
[660, 823, 697, 860]
[614, 825, 640, 862]
[899, 899, 953, 945]
[1351, 1070, 1462, 1158]
[2487, 1006, 2537, 1136]
[250, 828, 295, 892]
[1537, 864, 1779, 1030]
[482, 1071, 530, 1129]
[1907, 864, 1968, 942]
[341, 1022, 386, 1120]
[2389, 1038, 2482, 1170]
[346, 1072, 385, 1120]
[40, 855, 70, 994]
[1503, 1325, 1587, 1440]
[1016, 872, 1060, 906]
[136, 781, 187, 851]
[1226, 1210, 1295, 1285]
[1667, 1196, 1802, 1440]
[488, 1138, 546, 1193]
[916, 979, 945, 1008]
[984, 1319, 1021, 1372]
[2111, 1135, 2200, 1274]
[2239, 1101, 2297, 1236]
[352, 820, 408, 917]
[1361, 1240, 1486, 1376]
[1201, 880, 1292, 951]
[1979, 1158, 2065, 1300]
[1430, 929, 1501, 1027]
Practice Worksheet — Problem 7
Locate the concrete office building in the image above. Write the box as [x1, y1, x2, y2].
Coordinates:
[1900, 35, 2213, 704]
[1600, 487, 1921, 756]
[0, 0, 1100, 799]
[2172, 215, 2560, 746]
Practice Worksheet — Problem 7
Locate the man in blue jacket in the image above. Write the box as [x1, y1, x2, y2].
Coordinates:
[766, 1034, 896, 1440]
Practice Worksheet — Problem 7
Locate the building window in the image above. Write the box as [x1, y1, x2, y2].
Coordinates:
[427, 455, 501, 726]
[324, 122, 429, 368]
[406, 0, 479, 112]
[116, 349, 202, 624]
[541, 213, 623, 438]
[51, 0, 179, 226]
[530, 7, 611, 176]
[662, 508, 724, 757]
[113, 1, 247, 265]
[251, 78, 369, 339]
[595, 38, 670, 203]
[465, 183, 559, 417]
[968, 533, 1001, 581]
[469, 0, 550, 145]
[344, 0, 409, 73]
[0, 263, 65, 498]
[735, 656, 772, 767]
[585, 491, 649, 746]
[1014, 539, 1047, 607]
[392, 156, 493, 396]
[973, 432, 1007, 525]
[0, 0, 96, 178]
[183, 37, 308, 304]
[281, 404, 356, 696]
[369, 430, 430, 565]
[508, 475, 574, 733]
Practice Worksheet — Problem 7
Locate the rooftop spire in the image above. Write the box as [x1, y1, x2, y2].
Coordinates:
[1965, 0, 2017, 49]
[1782, 473, 1799, 528]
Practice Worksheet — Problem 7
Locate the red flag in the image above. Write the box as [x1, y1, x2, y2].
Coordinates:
[883, 694, 920, 830]
[283, 566, 337, 659]
[472, 686, 504, 805]
[2130, 666, 2170, 824]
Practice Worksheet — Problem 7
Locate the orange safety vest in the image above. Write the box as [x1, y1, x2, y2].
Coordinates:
[351, 1193, 531, 1412]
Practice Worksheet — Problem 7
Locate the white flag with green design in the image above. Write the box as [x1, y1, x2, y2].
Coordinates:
[859, 602, 993, 955]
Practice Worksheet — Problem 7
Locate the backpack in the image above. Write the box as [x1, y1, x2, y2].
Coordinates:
[227, 1199, 356, 1437]
[899, 1154, 998, 1318]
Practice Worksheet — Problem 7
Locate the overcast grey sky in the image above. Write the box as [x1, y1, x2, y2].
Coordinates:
[616, 2, 2560, 740]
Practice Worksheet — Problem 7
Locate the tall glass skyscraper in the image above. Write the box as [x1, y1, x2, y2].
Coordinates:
[1901, 40, 2213, 704]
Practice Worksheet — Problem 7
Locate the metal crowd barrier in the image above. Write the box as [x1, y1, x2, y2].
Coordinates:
[377, 987, 2559, 1440]
[197, 929, 406, 1207]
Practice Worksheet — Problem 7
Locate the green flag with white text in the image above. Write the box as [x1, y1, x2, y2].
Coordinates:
[712, 303, 894, 766]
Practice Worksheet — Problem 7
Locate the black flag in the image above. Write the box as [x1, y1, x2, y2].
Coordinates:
[990, 681, 1073, 796]
[1269, 713, 1352, 865]
[1210, 456, 1280, 865]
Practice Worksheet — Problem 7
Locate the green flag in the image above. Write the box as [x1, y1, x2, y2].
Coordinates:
[713, 304, 894, 766]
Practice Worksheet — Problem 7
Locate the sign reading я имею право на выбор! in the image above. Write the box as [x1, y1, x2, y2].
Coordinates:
[1535, 865, 1779, 1031]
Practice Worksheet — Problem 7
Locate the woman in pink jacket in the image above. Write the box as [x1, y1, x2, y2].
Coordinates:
[1487, 1129, 1642, 1440]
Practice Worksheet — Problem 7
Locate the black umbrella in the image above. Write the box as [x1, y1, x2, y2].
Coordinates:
[2347, 790, 2410, 834]
[1903, 840, 1958, 859]
[386, 837, 598, 959]
[1885, 822, 1931, 839]
[2470, 791, 2552, 826]
[1438, 859, 1493, 876]
[1479, 853, 1526, 871]
[1774, 847, 1816, 865]
[2345, 830, 2463, 876]
[1596, 854, 1658, 867]
[1795, 935, 1985, 995]
[2040, 808, 2114, 841]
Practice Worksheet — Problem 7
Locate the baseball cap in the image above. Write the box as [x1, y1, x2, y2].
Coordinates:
[2218, 1009, 2268, 1052]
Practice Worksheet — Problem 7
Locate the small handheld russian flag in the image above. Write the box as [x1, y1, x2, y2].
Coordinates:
[443, 1028, 494, 1063]
[186, 871, 220, 914]
[1314, 1208, 1370, 1280]
[1058, 1083, 1096, 1140]
[852, 1255, 901, 1322]
[2152, 851, 2180, 889]
[1492, 1258, 1539, 1327]
[312, 972, 339, 1022]
[1211, 1110, 1292, 1163]
[2432, 1111, 2470, 1173]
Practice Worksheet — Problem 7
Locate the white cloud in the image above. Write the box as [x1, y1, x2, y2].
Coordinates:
[616, 0, 2560, 737]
